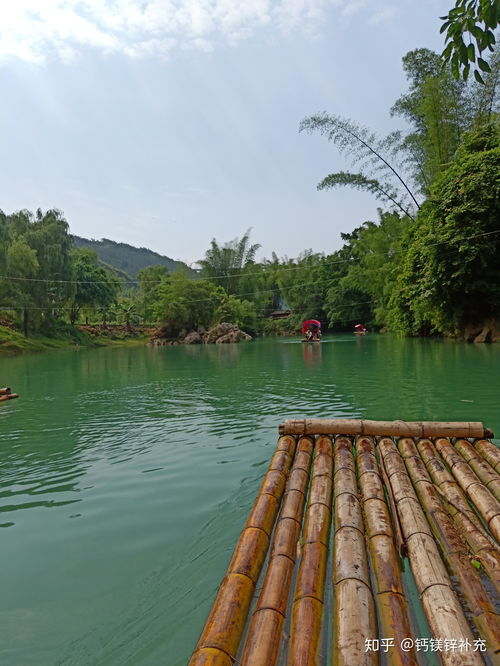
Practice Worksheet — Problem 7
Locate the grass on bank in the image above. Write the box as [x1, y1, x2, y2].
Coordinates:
[0, 324, 152, 356]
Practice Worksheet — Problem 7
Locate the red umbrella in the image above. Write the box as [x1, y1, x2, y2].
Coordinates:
[301, 319, 321, 333]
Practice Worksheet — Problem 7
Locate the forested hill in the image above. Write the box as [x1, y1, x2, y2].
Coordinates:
[72, 236, 196, 278]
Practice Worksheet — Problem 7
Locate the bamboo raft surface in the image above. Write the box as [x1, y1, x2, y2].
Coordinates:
[189, 420, 500, 666]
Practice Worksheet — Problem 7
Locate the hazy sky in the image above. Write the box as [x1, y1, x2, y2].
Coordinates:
[0, 0, 453, 265]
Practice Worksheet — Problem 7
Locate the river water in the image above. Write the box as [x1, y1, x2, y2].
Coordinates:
[1, 334, 499, 665]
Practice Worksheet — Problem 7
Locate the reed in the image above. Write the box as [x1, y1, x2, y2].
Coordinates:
[279, 419, 491, 439]
[357, 436, 417, 666]
[240, 436, 314, 666]
[378, 438, 482, 666]
[189, 435, 297, 665]
[435, 438, 500, 543]
[289, 435, 333, 666]
[399, 438, 500, 656]
[333, 436, 377, 666]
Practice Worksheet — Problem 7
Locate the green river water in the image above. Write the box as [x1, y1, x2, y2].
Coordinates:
[1, 334, 499, 665]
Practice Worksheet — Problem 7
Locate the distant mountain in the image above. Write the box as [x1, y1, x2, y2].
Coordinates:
[72, 236, 197, 279]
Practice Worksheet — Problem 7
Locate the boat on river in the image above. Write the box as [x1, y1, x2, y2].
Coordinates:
[190, 418, 500, 665]
[0, 387, 19, 402]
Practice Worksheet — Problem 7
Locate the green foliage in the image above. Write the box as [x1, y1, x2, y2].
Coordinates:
[215, 295, 258, 334]
[272, 251, 333, 323]
[0, 208, 74, 334]
[391, 48, 469, 192]
[70, 248, 118, 324]
[261, 315, 301, 337]
[318, 172, 413, 218]
[198, 229, 261, 296]
[154, 274, 225, 335]
[137, 265, 170, 322]
[440, 0, 499, 83]
[299, 113, 420, 218]
[327, 212, 406, 329]
[388, 125, 500, 335]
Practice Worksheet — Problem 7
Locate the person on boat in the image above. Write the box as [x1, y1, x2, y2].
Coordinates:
[308, 323, 321, 341]
[301, 319, 322, 341]
[354, 323, 367, 334]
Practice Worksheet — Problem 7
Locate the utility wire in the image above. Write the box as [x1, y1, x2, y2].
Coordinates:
[0, 228, 499, 285]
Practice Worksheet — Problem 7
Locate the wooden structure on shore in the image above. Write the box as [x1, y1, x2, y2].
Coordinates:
[189, 419, 500, 665]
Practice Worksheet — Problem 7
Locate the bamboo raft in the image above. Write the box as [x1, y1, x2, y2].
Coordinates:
[190, 420, 500, 666]
[0, 387, 19, 402]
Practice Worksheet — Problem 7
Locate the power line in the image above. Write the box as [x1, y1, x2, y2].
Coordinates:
[0, 228, 499, 286]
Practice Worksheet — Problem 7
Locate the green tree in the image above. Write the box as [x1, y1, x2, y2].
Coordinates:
[70, 248, 118, 325]
[389, 124, 500, 336]
[154, 274, 227, 336]
[198, 229, 261, 296]
[391, 49, 467, 192]
[327, 212, 406, 329]
[4, 237, 39, 335]
[137, 265, 170, 323]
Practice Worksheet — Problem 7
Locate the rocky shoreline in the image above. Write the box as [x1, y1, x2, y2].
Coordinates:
[149, 322, 253, 346]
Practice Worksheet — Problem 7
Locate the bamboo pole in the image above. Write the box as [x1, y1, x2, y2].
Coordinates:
[240, 436, 314, 666]
[417, 438, 500, 597]
[474, 439, 500, 474]
[279, 419, 492, 439]
[356, 436, 417, 666]
[332, 436, 378, 666]
[454, 439, 500, 502]
[435, 438, 500, 543]
[0, 393, 19, 402]
[399, 438, 500, 656]
[378, 438, 483, 666]
[377, 443, 406, 558]
[289, 435, 333, 666]
[189, 435, 297, 666]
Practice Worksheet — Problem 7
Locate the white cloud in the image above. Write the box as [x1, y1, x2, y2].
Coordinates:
[368, 6, 398, 25]
[0, 0, 368, 65]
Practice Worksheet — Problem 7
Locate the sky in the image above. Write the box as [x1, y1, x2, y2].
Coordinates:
[0, 0, 454, 266]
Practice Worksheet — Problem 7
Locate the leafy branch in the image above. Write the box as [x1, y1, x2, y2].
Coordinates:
[299, 112, 420, 215]
[318, 172, 416, 221]
[440, 0, 499, 83]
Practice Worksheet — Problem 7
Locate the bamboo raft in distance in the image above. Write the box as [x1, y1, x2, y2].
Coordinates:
[190, 419, 500, 666]
[0, 387, 19, 402]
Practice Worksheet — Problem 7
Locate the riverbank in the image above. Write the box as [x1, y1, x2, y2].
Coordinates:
[0, 324, 152, 356]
